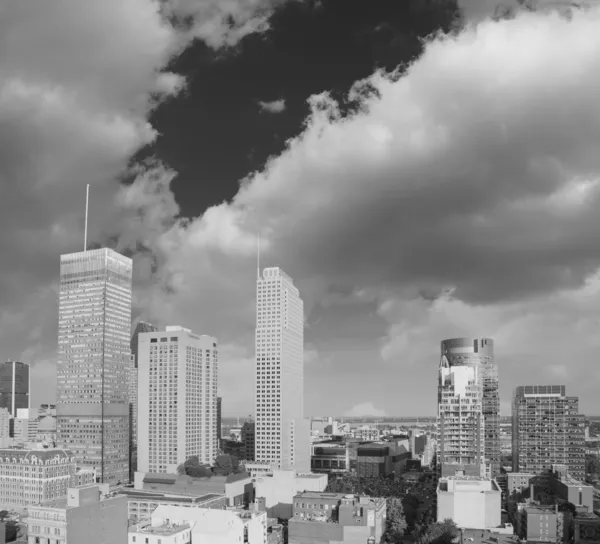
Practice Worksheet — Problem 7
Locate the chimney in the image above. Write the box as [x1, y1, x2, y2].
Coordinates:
[530, 483, 534, 502]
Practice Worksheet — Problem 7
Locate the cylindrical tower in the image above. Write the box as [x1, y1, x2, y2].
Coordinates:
[437, 337, 499, 478]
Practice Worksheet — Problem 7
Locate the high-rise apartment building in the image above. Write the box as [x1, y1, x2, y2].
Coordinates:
[255, 267, 309, 471]
[217, 396, 222, 450]
[138, 326, 218, 473]
[512, 385, 585, 480]
[0, 361, 30, 417]
[437, 338, 500, 478]
[56, 248, 132, 485]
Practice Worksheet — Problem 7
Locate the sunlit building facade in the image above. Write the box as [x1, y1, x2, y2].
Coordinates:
[138, 326, 219, 473]
[56, 248, 132, 485]
[437, 338, 500, 478]
[255, 267, 309, 471]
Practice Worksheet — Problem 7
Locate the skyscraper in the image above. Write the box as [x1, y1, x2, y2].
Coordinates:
[0, 361, 30, 417]
[216, 396, 222, 450]
[131, 321, 158, 368]
[56, 248, 132, 484]
[129, 321, 157, 478]
[137, 326, 218, 473]
[437, 338, 500, 478]
[512, 385, 585, 480]
[255, 267, 309, 471]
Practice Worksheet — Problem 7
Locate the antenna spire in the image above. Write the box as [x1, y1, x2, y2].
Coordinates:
[84, 184, 90, 252]
[257, 231, 261, 280]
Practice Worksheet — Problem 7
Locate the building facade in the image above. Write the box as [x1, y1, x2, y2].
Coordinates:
[216, 396, 222, 450]
[56, 248, 132, 485]
[436, 475, 502, 529]
[242, 421, 256, 461]
[0, 408, 10, 448]
[13, 408, 40, 444]
[27, 485, 128, 544]
[255, 267, 309, 471]
[437, 338, 499, 478]
[512, 385, 585, 480]
[288, 492, 386, 544]
[0, 448, 77, 511]
[138, 326, 218, 473]
[0, 361, 30, 417]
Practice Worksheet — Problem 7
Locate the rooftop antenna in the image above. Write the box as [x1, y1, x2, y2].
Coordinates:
[84, 184, 90, 252]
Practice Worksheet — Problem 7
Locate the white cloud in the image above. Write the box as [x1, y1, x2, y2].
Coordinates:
[0, 0, 296, 406]
[118, 5, 600, 415]
[258, 98, 286, 113]
[345, 402, 388, 418]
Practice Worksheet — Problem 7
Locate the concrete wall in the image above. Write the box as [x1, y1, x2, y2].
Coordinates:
[66, 496, 128, 544]
[288, 520, 342, 544]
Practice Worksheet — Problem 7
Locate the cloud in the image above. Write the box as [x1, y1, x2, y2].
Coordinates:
[0, 0, 295, 406]
[345, 402, 388, 418]
[258, 98, 287, 113]
[119, 5, 600, 416]
[457, 0, 600, 23]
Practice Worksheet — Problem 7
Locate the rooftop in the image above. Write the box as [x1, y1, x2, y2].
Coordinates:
[0, 448, 73, 463]
[130, 522, 190, 536]
[120, 489, 224, 504]
[461, 529, 519, 544]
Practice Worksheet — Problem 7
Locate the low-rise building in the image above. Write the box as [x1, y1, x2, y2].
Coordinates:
[254, 470, 328, 519]
[27, 485, 128, 544]
[128, 504, 268, 544]
[356, 439, 410, 477]
[508, 472, 536, 496]
[574, 511, 600, 544]
[549, 464, 594, 513]
[436, 474, 502, 529]
[288, 492, 386, 544]
[133, 471, 253, 508]
[311, 441, 349, 475]
[0, 447, 77, 512]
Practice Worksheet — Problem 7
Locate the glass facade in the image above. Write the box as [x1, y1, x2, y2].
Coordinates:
[56, 248, 132, 484]
[0, 361, 29, 416]
[437, 338, 500, 478]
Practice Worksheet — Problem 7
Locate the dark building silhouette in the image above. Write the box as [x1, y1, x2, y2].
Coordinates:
[130, 321, 158, 368]
[0, 361, 29, 418]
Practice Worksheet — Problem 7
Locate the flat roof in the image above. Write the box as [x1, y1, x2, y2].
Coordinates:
[461, 529, 518, 544]
[130, 523, 190, 536]
[120, 490, 224, 504]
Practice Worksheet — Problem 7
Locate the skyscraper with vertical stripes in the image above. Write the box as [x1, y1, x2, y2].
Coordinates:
[255, 267, 309, 471]
[56, 248, 132, 484]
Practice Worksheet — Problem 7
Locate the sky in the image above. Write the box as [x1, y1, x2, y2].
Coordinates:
[2, 0, 600, 418]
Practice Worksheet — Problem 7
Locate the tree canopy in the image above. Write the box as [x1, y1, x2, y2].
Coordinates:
[176, 455, 213, 478]
[417, 519, 460, 544]
[213, 454, 242, 476]
[382, 497, 408, 543]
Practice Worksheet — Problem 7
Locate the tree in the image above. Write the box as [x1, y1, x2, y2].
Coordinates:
[213, 454, 241, 476]
[177, 455, 213, 478]
[382, 498, 408, 543]
[586, 454, 600, 476]
[418, 519, 459, 544]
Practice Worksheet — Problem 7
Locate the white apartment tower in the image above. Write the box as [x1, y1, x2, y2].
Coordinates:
[56, 248, 132, 484]
[138, 326, 218, 474]
[255, 267, 309, 471]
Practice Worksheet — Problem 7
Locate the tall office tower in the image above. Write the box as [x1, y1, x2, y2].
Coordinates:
[0, 361, 30, 417]
[437, 338, 499, 478]
[255, 267, 310, 472]
[216, 396, 222, 450]
[512, 385, 585, 480]
[56, 248, 132, 485]
[138, 326, 218, 474]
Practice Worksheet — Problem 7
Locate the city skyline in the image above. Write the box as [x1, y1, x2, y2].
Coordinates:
[2, 1, 600, 418]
